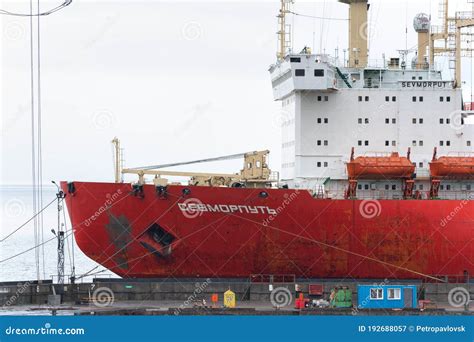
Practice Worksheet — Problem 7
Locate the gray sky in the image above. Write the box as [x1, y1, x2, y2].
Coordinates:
[1, 0, 473, 185]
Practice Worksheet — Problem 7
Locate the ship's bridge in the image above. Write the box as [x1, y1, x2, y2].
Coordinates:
[269, 53, 338, 101]
[269, 53, 449, 101]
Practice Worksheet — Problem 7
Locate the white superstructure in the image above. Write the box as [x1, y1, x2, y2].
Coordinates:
[269, 1, 474, 200]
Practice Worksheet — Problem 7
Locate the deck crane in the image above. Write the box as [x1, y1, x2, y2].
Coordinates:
[112, 138, 279, 188]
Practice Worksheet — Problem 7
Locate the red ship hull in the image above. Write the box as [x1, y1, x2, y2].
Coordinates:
[61, 181, 474, 280]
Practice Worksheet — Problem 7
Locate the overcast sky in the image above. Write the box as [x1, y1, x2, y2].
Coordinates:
[1, 0, 474, 185]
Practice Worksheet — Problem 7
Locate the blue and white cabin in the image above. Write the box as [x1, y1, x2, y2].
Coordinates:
[357, 285, 418, 309]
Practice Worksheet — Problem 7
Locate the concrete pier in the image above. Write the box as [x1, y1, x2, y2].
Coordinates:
[0, 278, 472, 315]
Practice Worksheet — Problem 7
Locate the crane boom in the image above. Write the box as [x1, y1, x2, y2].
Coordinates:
[129, 152, 253, 171]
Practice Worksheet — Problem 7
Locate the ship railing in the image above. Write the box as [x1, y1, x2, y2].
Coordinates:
[455, 11, 473, 20]
[422, 274, 471, 284]
[250, 274, 296, 283]
[327, 189, 472, 200]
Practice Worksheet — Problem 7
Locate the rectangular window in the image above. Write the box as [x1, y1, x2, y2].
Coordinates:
[324, 162, 328, 167]
[364, 184, 369, 190]
[324, 118, 328, 124]
[446, 118, 451, 124]
[295, 69, 305, 77]
[358, 96, 363, 102]
[317, 162, 321, 167]
[392, 141, 396, 146]
[419, 96, 424, 102]
[358, 140, 362, 146]
[358, 118, 362, 124]
[370, 288, 384, 300]
[358, 184, 362, 190]
[385, 184, 389, 190]
[365, 140, 369, 146]
[440, 97, 444, 102]
[324, 96, 329, 102]
[387, 288, 401, 300]
[314, 69, 325, 77]
[290, 57, 301, 63]
[412, 140, 417, 146]
[468, 141, 472, 147]
[365, 118, 369, 124]
[419, 118, 423, 124]
[447, 96, 451, 102]
[324, 140, 328, 146]
[446, 141, 451, 146]
[446, 184, 451, 190]
[385, 141, 389, 146]
[392, 184, 396, 190]
[419, 184, 424, 190]
[440, 141, 444, 146]
[385, 118, 390, 124]
[419, 141, 424, 146]
[365, 96, 369, 102]
[392, 96, 397, 102]
[412, 118, 417, 124]
[419, 76, 423, 80]
[385, 96, 390, 102]
[419, 162, 423, 168]
[317, 140, 322, 146]
[412, 96, 417, 102]
[440, 118, 444, 124]
[317, 118, 322, 124]
[392, 118, 396, 124]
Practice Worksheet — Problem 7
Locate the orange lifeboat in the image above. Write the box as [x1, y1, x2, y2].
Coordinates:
[429, 148, 474, 179]
[346, 148, 415, 180]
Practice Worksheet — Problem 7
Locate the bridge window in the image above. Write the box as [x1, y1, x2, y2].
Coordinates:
[314, 69, 325, 77]
[295, 69, 305, 77]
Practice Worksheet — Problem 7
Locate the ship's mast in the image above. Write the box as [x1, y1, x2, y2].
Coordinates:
[277, 0, 293, 61]
[430, 0, 474, 88]
[112, 137, 123, 183]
